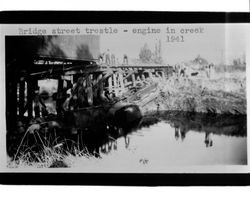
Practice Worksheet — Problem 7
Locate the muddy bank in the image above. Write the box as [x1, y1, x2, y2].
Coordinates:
[132, 74, 246, 115]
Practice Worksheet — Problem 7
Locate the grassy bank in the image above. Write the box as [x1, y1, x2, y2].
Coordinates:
[7, 133, 147, 169]
[140, 71, 246, 115]
[7, 133, 93, 168]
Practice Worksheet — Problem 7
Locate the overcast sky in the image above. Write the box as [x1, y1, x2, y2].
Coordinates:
[99, 24, 247, 65]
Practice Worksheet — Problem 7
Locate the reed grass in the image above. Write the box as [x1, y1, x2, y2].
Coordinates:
[8, 126, 93, 168]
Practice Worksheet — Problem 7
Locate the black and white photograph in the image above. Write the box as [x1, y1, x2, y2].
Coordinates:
[0, 23, 248, 173]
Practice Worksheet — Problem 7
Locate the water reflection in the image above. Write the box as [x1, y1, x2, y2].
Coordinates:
[85, 111, 246, 155]
[166, 111, 246, 137]
[85, 127, 132, 157]
[78, 111, 247, 155]
[204, 132, 213, 147]
[159, 111, 246, 148]
[89, 111, 247, 165]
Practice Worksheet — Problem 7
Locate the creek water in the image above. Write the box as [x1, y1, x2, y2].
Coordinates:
[84, 111, 247, 165]
[8, 111, 247, 166]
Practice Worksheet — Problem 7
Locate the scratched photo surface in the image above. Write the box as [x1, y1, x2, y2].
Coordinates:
[2, 24, 248, 172]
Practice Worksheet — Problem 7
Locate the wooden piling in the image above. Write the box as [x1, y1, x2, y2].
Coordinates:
[124, 74, 128, 86]
[19, 79, 25, 116]
[149, 71, 153, 79]
[98, 74, 105, 100]
[7, 79, 17, 130]
[56, 76, 64, 115]
[86, 75, 93, 106]
[132, 73, 136, 86]
[113, 73, 118, 96]
[108, 76, 112, 94]
[141, 74, 145, 81]
[118, 73, 124, 93]
[27, 78, 35, 118]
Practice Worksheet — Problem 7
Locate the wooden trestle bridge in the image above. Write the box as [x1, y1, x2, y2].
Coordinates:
[6, 56, 173, 131]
